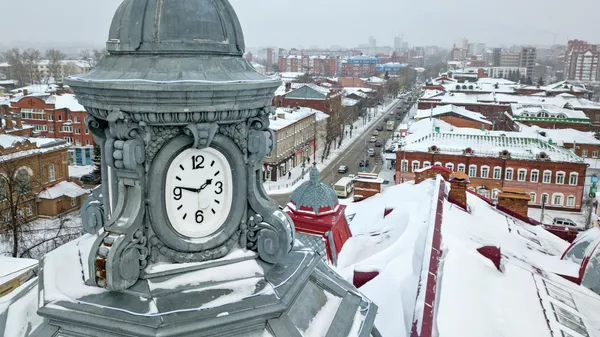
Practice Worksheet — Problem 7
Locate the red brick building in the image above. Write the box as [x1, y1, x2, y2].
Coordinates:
[9, 93, 95, 165]
[274, 84, 342, 122]
[415, 105, 493, 130]
[396, 131, 587, 211]
[341, 56, 379, 77]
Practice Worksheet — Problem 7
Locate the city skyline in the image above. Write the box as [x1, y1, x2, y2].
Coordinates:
[0, 0, 598, 50]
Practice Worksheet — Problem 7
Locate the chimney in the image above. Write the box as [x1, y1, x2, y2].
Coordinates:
[23, 89, 28, 96]
[448, 171, 470, 207]
[4, 114, 13, 130]
[285, 82, 292, 92]
[0, 105, 8, 115]
[14, 113, 22, 129]
[497, 188, 530, 219]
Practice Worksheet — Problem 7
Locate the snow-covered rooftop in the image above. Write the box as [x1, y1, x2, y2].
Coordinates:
[337, 176, 600, 336]
[269, 107, 317, 131]
[46, 94, 85, 111]
[519, 124, 600, 146]
[402, 119, 584, 163]
[511, 103, 589, 120]
[342, 97, 360, 107]
[415, 104, 492, 125]
[38, 181, 88, 200]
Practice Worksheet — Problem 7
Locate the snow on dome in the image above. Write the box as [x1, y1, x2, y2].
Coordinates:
[288, 166, 338, 215]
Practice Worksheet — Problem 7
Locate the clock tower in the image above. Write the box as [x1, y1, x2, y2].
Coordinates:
[35, 1, 378, 336]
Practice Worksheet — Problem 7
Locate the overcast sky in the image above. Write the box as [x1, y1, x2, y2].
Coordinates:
[1, 0, 598, 50]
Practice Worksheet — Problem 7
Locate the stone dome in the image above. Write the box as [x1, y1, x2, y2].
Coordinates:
[289, 167, 339, 215]
[107, 0, 245, 56]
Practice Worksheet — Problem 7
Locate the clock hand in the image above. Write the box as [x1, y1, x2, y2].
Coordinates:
[176, 186, 201, 193]
[199, 179, 213, 192]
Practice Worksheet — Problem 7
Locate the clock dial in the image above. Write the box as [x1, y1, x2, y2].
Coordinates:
[164, 147, 233, 238]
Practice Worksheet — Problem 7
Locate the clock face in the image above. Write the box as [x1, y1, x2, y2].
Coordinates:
[164, 147, 233, 238]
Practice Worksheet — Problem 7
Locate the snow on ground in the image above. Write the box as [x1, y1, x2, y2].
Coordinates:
[68, 165, 94, 178]
[265, 98, 401, 195]
[335, 175, 600, 337]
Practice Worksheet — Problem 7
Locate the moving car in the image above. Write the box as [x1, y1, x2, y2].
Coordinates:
[370, 136, 377, 143]
[552, 217, 579, 229]
[375, 125, 384, 131]
[367, 148, 375, 157]
[373, 131, 380, 136]
[80, 173, 101, 185]
[359, 159, 369, 167]
[338, 165, 349, 173]
[375, 140, 383, 147]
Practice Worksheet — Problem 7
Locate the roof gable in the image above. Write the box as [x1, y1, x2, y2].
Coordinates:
[284, 85, 327, 100]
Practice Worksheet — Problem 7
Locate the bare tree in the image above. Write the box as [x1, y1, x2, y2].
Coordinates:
[91, 49, 108, 68]
[62, 62, 81, 78]
[295, 72, 314, 84]
[22, 48, 42, 84]
[79, 49, 92, 62]
[46, 48, 66, 81]
[3, 48, 28, 85]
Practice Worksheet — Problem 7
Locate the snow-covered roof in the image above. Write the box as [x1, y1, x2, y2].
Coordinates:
[511, 103, 589, 120]
[343, 87, 374, 99]
[0, 256, 37, 286]
[315, 111, 330, 122]
[269, 107, 317, 131]
[416, 104, 492, 125]
[46, 94, 85, 111]
[519, 124, 600, 146]
[0, 134, 64, 150]
[10, 84, 59, 95]
[342, 97, 360, 107]
[38, 181, 88, 200]
[337, 176, 600, 336]
[403, 119, 584, 163]
[361, 76, 386, 84]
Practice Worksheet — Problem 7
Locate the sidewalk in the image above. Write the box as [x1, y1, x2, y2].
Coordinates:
[264, 98, 401, 195]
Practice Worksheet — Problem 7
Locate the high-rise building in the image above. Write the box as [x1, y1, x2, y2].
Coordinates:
[520, 47, 537, 79]
[454, 38, 469, 50]
[467, 43, 486, 56]
[564, 40, 600, 82]
[492, 48, 502, 66]
[369, 36, 377, 48]
[394, 36, 403, 50]
[500, 52, 521, 67]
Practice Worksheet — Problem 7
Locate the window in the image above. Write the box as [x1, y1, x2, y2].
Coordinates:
[541, 193, 549, 205]
[20, 108, 45, 120]
[530, 193, 536, 204]
[543, 170, 552, 184]
[469, 165, 477, 177]
[457, 164, 465, 173]
[567, 196, 576, 207]
[493, 167, 502, 180]
[582, 149, 588, 157]
[26, 205, 33, 217]
[85, 140, 91, 146]
[480, 166, 489, 178]
[63, 137, 73, 143]
[85, 128, 89, 134]
[75, 116, 81, 123]
[48, 164, 55, 182]
[75, 128, 81, 134]
[33, 125, 47, 132]
[71, 197, 77, 206]
[505, 168, 514, 180]
[492, 189, 499, 200]
[556, 172, 565, 184]
[446, 163, 454, 171]
[401, 160, 408, 172]
[62, 125, 73, 132]
[49, 126, 54, 132]
[423, 161, 431, 168]
[57, 115, 62, 121]
[569, 172, 578, 185]
[434, 161, 442, 167]
[412, 161, 420, 172]
[552, 193, 564, 206]
[517, 169, 527, 181]
[48, 115, 54, 121]
[15, 168, 31, 195]
[594, 150, 599, 158]
[530, 169, 539, 183]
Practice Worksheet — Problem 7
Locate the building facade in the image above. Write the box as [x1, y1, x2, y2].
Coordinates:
[9, 93, 95, 165]
[564, 40, 600, 82]
[341, 56, 379, 77]
[264, 108, 317, 182]
[396, 133, 587, 211]
[520, 47, 537, 79]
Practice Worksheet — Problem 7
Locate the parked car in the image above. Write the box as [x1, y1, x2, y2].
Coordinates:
[376, 125, 384, 131]
[359, 160, 369, 167]
[367, 148, 375, 157]
[373, 131, 380, 136]
[338, 165, 349, 173]
[552, 217, 579, 229]
[348, 174, 356, 179]
[375, 140, 383, 147]
[370, 136, 377, 143]
[80, 173, 101, 185]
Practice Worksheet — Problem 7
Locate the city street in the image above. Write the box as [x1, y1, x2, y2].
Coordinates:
[270, 98, 404, 206]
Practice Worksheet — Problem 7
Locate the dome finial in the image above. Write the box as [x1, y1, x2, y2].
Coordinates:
[309, 166, 320, 182]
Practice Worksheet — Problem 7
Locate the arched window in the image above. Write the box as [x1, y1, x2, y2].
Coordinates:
[412, 161, 420, 172]
[469, 164, 477, 177]
[567, 196, 576, 207]
[423, 161, 431, 168]
[493, 167, 502, 180]
[542, 170, 552, 184]
[505, 168, 514, 181]
[16, 168, 31, 195]
[569, 172, 579, 185]
[517, 169, 527, 181]
[434, 161, 442, 167]
[446, 163, 455, 171]
[530, 169, 539, 183]
[480, 166, 489, 179]
[530, 192, 536, 204]
[48, 163, 55, 182]
[457, 164, 466, 173]
[552, 193, 564, 206]
[556, 171, 565, 184]
[401, 160, 409, 172]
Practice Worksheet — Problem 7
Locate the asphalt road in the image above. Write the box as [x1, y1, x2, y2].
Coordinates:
[269, 99, 404, 207]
